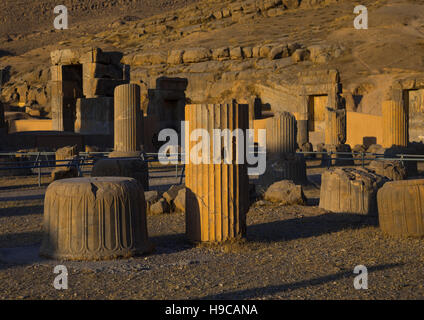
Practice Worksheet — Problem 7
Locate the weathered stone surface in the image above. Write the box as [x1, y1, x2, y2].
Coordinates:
[230, 47, 243, 60]
[382, 99, 408, 148]
[113, 84, 143, 153]
[367, 144, 386, 157]
[325, 108, 346, 145]
[378, 179, 424, 237]
[185, 103, 249, 243]
[267, 111, 297, 158]
[149, 198, 170, 215]
[91, 158, 149, 191]
[51, 166, 79, 181]
[292, 49, 309, 63]
[79, 47, 114, 64]
[167, 50, 185, 65]
[183, 48, 212, 63]
[50, 49, 81, 65]
[83, 78, 127, 98]
[40, 177, 152, 260]
[83, 63, 123, 80]
[319, 168, 388, 215]
[163, 184, 185, 206]
[212, 47, 230, 61]
[368, 160, 407, 181]
[384, 146, 419, 178]
[55, 145, 78, 166]
[264, 180, 306, 205]
[174, 188, 186, 213]
[242, 47, 253, 58]
[352, 144, 367, 165]
[133, 52, 167, 66]
[75, 97, 114, 135]
[298, 142, 313, 153]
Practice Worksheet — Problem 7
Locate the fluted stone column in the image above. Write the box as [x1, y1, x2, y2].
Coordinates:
[112, 84, 142, 157]
[296, 112, 309, 147]
[185, 103, 249, 243]
[267, 112, 297, 158]
[325, 107, 346, 145]
[382, 99, 408, 148]
[40, 177, 152, 260]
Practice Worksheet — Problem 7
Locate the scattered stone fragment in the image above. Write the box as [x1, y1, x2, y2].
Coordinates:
[264, 180, 306, 205]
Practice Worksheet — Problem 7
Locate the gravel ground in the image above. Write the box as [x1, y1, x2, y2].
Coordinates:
[0, 165, 424, 300]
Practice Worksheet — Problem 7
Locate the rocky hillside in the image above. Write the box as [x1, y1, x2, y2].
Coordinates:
[1, 0, 424, 117]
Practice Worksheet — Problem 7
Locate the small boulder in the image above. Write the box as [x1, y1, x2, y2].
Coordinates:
[264, 180, 306, 205]
[163, 184, 185, 206]
[368, 160, 407, 181]
[174, 188, 186, 213]
[149, 198, 170, 215]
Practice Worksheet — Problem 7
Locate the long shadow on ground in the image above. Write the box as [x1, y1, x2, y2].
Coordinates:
[0, 205, 43, 217]
[196, 263, 402, 300]
[247, 213, 379, 243]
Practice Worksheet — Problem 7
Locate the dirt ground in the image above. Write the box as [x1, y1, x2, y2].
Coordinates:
[0, 163, 424, 300]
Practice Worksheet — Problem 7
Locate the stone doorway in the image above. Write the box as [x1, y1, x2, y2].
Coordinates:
[51, 64, 83, 132]
[308, 95, 328, 146]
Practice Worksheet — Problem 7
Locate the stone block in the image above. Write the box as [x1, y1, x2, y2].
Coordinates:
[320, 168, 388, 215]
[182, 48, 212, 63]
[378, 179, 424, 237]
[50, 49, 81, 65]
[368, 160, 407, 181]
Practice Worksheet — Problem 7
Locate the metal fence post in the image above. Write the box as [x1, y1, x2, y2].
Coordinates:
[37, 152, 41, 187]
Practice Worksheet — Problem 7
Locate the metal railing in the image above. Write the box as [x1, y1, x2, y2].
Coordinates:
[298, 151, 424, 169]
[1, 150, 423, 187]
[0, 151, 185, 187]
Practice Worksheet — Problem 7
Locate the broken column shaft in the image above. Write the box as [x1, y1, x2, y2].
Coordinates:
[113, 84, 142, 156]
[185, 103, 249, 243]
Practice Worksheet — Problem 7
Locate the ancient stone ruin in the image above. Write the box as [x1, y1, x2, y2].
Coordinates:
[50, 47, 128, 135]
[185, 103, 249, 243]
[91, 84, 149, 190]
[40, 177, 152, 260]
[378, 179, 424, 238]
[319, 168, 388, 215]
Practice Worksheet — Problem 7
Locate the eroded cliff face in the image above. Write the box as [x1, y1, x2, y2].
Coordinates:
[1, 0, 424, 123]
